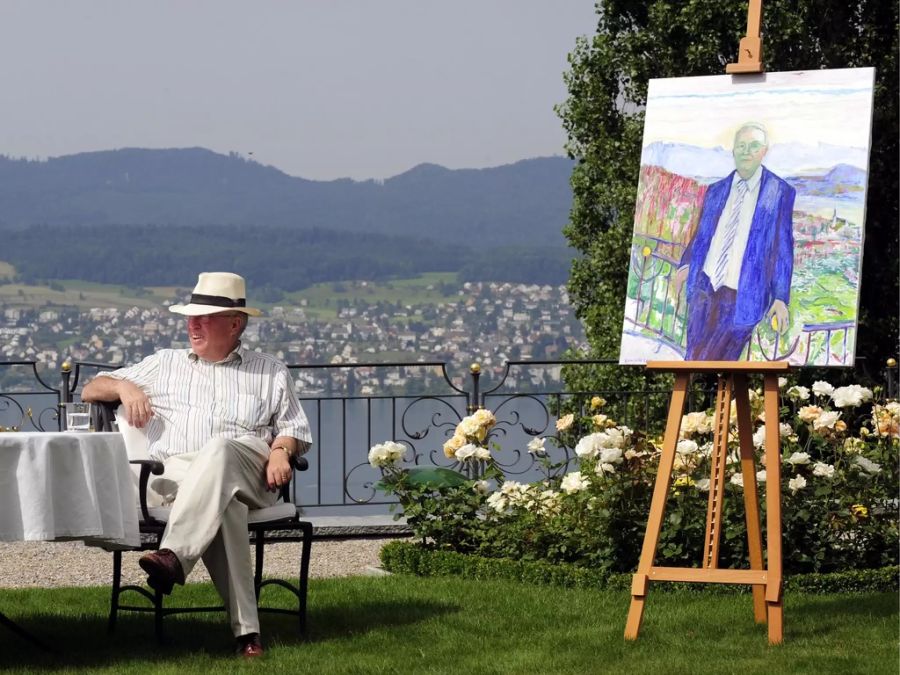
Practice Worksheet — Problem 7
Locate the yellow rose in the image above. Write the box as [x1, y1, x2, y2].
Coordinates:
[443, 434, 466, 459]
[834, 420, 847, 433]
[590, 396, 606, 410]
[592, 414, 608, 430]
[556, 413, 575, 432]
[850, 504, 868, 518]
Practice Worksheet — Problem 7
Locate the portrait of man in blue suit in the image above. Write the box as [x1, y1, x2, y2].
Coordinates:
[673, 122, 795, 361]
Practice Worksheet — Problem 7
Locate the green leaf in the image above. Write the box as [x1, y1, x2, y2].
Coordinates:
[404, 467, 469, 488]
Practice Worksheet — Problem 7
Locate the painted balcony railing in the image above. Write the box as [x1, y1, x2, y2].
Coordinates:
[626, 242, 860, 366]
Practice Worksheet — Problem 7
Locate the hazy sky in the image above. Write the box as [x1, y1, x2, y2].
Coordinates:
[0, 1, 598, 180]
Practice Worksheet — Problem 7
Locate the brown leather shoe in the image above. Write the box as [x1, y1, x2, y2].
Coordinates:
[138, 548, 185, 595]
[235, 633, 264, 658]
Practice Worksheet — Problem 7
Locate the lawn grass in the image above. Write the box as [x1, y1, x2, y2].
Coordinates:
[0, 576, 896, 674]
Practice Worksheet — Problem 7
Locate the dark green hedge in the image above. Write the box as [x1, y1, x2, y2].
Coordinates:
[380, 541, 899, 594]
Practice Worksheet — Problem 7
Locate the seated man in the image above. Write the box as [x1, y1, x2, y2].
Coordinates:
[82, 271, 311, 658]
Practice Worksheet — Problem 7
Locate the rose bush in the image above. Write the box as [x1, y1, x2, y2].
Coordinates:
[373, 382, 898, 574]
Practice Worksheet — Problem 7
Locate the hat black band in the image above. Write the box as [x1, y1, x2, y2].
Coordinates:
[189, 293, 246, 308]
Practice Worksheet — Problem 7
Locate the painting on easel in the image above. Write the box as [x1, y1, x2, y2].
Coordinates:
[618, 68, 875, 367]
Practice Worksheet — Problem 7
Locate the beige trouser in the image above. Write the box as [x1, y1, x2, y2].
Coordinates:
[154, 436, 275, 637]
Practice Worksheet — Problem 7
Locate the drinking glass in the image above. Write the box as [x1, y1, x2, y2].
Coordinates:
[66, 402, 91, 432]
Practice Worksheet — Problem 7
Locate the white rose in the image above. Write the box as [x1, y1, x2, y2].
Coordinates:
[831, 385, 874, 408]
[788, 474, 807, 494]
[787, 386, 810, 401]
[853, 455, 882, 475]
[752, 425, 766, 449]
[599, 446, 624, 465]
[454, 443, 479, 461]
[574, 433, 602, 459]
[813, 411, 841, 430]
[486, 491, 507, 512]
[595, 462, 616, 476]
[756, 469, 767, 483]
[500, 480, 526, 496]
[527, 437, 546, 456]
[786, 451, 811, 465]
[474, 446, 491, 461]
[560, 471, 589, 494]
[473, 480, 490, 494]
[812, 462, 835, 479]
[811, 381, 834, 397]
[458, 416, 481, 437]
[676, 439, 699, 455]
[730, 473, 744, 488]
[695, 478, 710, 492]
[367, 441, 404, 467]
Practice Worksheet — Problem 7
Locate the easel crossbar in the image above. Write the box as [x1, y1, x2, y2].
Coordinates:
[649, 567, 768, 585]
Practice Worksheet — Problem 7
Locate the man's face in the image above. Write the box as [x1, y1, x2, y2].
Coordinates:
[187, 312, 243, 361]
[732, 128, 768, 179]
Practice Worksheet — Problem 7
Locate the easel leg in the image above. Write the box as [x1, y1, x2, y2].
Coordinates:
[763, 373, 784, 644]
[733, 374, 766, 623]
[624, 372, 689, 640]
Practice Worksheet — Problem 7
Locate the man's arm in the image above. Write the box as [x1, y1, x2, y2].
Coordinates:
[767, 183, 796, 335]
[82, 375, 154, 428]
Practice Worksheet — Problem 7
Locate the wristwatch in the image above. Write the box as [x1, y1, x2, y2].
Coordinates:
[270, 445, 292, 458]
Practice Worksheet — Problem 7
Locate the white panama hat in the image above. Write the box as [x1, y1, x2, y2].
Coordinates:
[168, 272, 263, 317]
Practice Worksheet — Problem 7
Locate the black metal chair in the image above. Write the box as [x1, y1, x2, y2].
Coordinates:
[92, 401, 313, 643]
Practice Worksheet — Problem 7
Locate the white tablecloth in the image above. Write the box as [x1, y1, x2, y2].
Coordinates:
[0, 432, 140, 549]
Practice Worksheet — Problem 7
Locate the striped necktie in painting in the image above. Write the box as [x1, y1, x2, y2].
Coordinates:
[712, 178, 748, 290]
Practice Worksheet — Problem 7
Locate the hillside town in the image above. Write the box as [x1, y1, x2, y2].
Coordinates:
[0, 281, 587, 395]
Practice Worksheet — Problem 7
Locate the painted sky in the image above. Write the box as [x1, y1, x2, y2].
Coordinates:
[641, 68, 875, 151]
[0, 1, 596, 181]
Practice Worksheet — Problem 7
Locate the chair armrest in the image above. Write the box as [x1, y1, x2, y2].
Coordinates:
[131, 459, 165, 525]
[90, 399, 120, 432]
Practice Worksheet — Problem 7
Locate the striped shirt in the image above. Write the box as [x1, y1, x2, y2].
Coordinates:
[104, 344, 311, 462]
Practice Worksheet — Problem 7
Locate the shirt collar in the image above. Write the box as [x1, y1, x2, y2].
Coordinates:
[733, 165, 763, 191]
[187, 341, 245, 364]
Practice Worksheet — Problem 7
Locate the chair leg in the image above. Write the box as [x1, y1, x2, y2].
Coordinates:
[298, 521, 313, 636]
[154, 588, 165, 644]
[108, 550, 122, 634]
[254, 533, 265, 601]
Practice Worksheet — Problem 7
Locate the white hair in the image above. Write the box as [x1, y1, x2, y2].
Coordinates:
[734, 122, 768, 146]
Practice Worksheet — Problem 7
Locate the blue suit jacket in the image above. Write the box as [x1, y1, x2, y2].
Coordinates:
[681, 166, 795, 327]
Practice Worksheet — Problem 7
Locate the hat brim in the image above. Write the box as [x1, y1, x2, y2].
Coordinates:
[169, 304, 262, 317]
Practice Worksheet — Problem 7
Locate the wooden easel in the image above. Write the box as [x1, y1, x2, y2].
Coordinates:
[625, 0, 786, 643]
[624, 361, 789, 644]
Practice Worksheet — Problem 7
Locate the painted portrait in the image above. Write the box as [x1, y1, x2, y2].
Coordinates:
[618, 68, 875, 367]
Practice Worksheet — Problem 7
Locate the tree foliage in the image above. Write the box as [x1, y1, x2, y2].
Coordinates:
[557, 1, 898, 388]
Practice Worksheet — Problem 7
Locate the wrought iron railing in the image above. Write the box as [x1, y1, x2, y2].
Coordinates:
[1, 356, 896, 517]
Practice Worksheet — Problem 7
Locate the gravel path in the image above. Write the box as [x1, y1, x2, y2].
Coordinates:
[0, 539, 397, 589]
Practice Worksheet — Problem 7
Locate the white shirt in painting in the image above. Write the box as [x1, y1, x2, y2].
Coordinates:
[703, 165, 764, 291]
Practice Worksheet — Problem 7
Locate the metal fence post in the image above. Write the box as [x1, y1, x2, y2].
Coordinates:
[886, 357, 897, 399]
[60, 360, 72, 431]
[467, 362, 481, 413]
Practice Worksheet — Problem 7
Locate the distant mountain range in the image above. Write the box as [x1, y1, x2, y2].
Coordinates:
[641, 140, 870, 182]
[0, 149, 575, 248]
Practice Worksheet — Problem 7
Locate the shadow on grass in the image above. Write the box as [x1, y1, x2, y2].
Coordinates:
[0, 596, 456, 670]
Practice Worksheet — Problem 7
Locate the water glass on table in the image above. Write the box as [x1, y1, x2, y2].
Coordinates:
[66, 402, 91, 432]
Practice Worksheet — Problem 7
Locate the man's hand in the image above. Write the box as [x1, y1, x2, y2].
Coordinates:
[119, 380, 154, 428]
[82, 375, 153, 428]
[769, 299, 790, 335]
[672, 265, 689, 297]
[265, 443, 295, 492]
